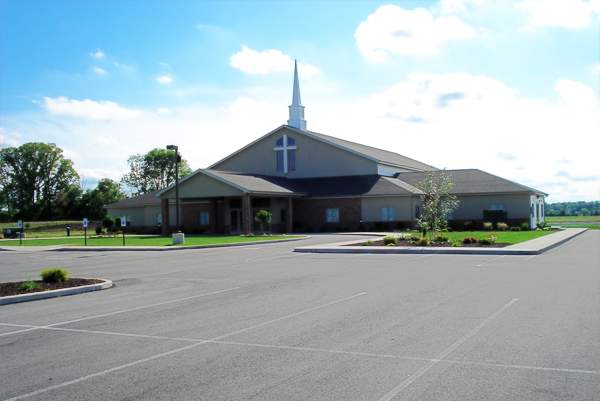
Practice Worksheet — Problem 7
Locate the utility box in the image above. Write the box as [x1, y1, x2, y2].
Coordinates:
[3, 228, 23, 238]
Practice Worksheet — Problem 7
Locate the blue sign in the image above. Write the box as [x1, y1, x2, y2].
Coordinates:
[121, 217, 126, 227]
[18, 220, 23, 228]
[83, 218, 88, 228]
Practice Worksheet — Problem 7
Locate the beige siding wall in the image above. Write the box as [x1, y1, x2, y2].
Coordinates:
[453, 194, 531, 220]
[361, 197, 415, 222]
[213, 128, 378, 178]
[162, 173, 244, 199]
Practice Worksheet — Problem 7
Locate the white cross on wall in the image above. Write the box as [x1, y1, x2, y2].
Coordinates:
[274, 134, 297, 174]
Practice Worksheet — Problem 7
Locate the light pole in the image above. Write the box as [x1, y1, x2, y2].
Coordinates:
[166, 145, 180, 232]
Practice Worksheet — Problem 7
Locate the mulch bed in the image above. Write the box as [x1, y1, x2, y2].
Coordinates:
[0, 279, 104, 297]
[346, 240, 508, 248]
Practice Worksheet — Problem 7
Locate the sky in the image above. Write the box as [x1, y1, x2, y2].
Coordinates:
[0, 0, 599, 203]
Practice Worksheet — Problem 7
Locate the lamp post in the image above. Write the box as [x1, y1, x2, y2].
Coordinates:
[166, 145, 180, 232]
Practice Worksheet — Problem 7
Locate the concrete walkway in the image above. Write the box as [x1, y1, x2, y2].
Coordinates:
[294, 228, 588, 255]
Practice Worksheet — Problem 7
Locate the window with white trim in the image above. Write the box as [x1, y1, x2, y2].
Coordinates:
[199, 212, 209, 225]
[326, 208, 339, 223]
[381, 207, 395, 221]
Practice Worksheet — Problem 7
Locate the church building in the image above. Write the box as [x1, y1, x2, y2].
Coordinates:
[106, 62, 547, 234]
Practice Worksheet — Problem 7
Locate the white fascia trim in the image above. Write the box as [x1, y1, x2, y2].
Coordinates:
[378, 161, 429, 172]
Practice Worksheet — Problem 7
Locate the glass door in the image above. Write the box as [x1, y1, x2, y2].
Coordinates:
[230, 209, 241, 234]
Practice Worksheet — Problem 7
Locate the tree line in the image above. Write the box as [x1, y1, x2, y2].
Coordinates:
[1, 142, 192, 222]
[545, 201, 600, 216]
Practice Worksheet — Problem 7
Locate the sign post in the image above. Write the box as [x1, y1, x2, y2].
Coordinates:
[121, 216, 126, 246]
[83, 218, 88, 246]
[18, 220, 23, 246]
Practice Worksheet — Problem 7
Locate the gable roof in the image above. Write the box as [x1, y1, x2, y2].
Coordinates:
[293, 175, 422, 197]
[105, 189, 161, 209]
[304, 130, 437, 171]
[395, 169, 548, 196]
[209, 125, 436, 172]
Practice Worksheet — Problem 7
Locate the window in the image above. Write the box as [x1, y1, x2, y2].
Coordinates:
[276, 137, 284, 146]
[274, 135, 297, 173]
[157, 213, 162, 224]
[326, 208, 339, 223]
[281, 209, 286, 223]
[415, 205, 421, 219]
[382, 207, 395, 221]
[199, 212, 209, 225]
[490, 204, 505, 210]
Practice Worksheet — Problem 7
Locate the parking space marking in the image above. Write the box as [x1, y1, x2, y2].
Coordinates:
[377, 298, 519, 401]
[0, 287, 240, 338]
[477, 255, 536, 267]
[391, 255, 432, 265]
[4, 292, 366, 401]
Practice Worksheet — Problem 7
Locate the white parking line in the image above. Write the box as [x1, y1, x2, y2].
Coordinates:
[0, 287, 240, 337]
[5, 292, 366, 401]
[377, 298, 519, 401]
[392, 255, 432, 265]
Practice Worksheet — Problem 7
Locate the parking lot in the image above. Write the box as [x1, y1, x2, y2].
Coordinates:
[1, 232, 599, 400]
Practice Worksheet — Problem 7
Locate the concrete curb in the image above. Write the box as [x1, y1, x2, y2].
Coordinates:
[294, 229, 588, 255]
[0, 236, 310, 252]
[0, 279, 113, 305]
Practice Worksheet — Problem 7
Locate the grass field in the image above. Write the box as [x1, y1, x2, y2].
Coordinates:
[0, 220, 80, 230]
[0, 235, 303, 247]
[397, 230, 557, 244]
[545, 216, 600, 223]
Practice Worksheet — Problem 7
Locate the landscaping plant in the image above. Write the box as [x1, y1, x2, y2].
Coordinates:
[40, 268, 70, 283]
[382, 236, 398, 245]
[415, 169, 459, 239]
[17, 281, 40, 291]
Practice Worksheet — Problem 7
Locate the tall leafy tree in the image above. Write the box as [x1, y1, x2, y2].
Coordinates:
[0, 142, 79, 220]
[121, 148, 192, 195]
[80, 178, 127, 219]
[415, 169, 460, 237]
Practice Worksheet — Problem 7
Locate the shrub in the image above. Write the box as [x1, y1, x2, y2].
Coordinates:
[483, 222, 493, 231]
[463, 220, 475, 231]
[410, 236, 421, 242]
[363, 240, 374, 246]
[417, 237, 430, 246]
[398, 235, 407, 241]
[18, 281, 40, 291]
[487, 235, 497, 244]
[462, 237, 477, 244]
[383, 236, 398, 245]
[387, 243, 395, 247]
[497, 223, 508, 231]
[434, 233, 449, 242]
[40, 268, 69, 283]
[477, 238, 493, 246]
[452, 240, 462, 247]
[520, 222, 529, 231]
[95, 225, 103, 235]
[536, 221, 549, 229]
[24, 223, 31, 229]
[102, 216, 115, 229]
[510, 226, 521, 232]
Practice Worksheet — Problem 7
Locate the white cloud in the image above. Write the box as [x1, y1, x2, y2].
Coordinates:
[554, 78, 599, 108]
[354, 5, 476, 61]
[440, 0, 484, 14]
[159, 62, 171, 68]
[0, 128, 21, 148]
[156, 108, 172, 114]
[230, 46, 320, 78]
[515, 0, 597, 29]
[89, 49, 104, 58]
[41, 97, 144, 121]
[93, 66, 107, 75]
[115, 62, 133, 71]
[156, 75, 173, 84]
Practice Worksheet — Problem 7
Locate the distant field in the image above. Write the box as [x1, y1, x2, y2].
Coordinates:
[545, 216, 600, 223]
[0, 220, 80, 230]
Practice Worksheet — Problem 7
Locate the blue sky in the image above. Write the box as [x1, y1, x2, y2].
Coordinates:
[1, 0, 599, 202]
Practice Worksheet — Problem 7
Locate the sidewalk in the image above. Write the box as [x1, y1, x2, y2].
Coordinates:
[293, 228, 588, 255]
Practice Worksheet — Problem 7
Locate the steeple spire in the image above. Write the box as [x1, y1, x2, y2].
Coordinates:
[288, 60, 307, 131]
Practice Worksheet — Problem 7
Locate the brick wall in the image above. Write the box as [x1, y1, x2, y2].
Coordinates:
[181, 202, 214, 234]
[292, 198, 362, 232]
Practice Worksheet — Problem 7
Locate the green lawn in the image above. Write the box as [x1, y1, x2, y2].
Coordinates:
[0, 220, 80, 230]
[0, 235, 303, 247]
[401, 230, 557, 244]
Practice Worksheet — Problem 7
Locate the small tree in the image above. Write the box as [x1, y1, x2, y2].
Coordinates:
[256, 210, 272, 235]
[415, 169, 459, 238]
[102, 215, 115, 230]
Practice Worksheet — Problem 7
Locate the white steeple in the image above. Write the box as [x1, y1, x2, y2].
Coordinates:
[287, 60, 307, 131]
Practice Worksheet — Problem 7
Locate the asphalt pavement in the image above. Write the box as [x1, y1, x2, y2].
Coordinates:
[1, 232, 598, 400]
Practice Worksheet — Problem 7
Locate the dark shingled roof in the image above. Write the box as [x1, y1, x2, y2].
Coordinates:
[292, 175, 421, 197]
[394, 169, 548, 196]
[305, 130, 437, 171]
[105, 189, 161, 208]
[204, 170, 303, 195]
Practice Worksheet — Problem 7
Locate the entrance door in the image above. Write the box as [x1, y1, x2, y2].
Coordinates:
[230, 209, 241, 234]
